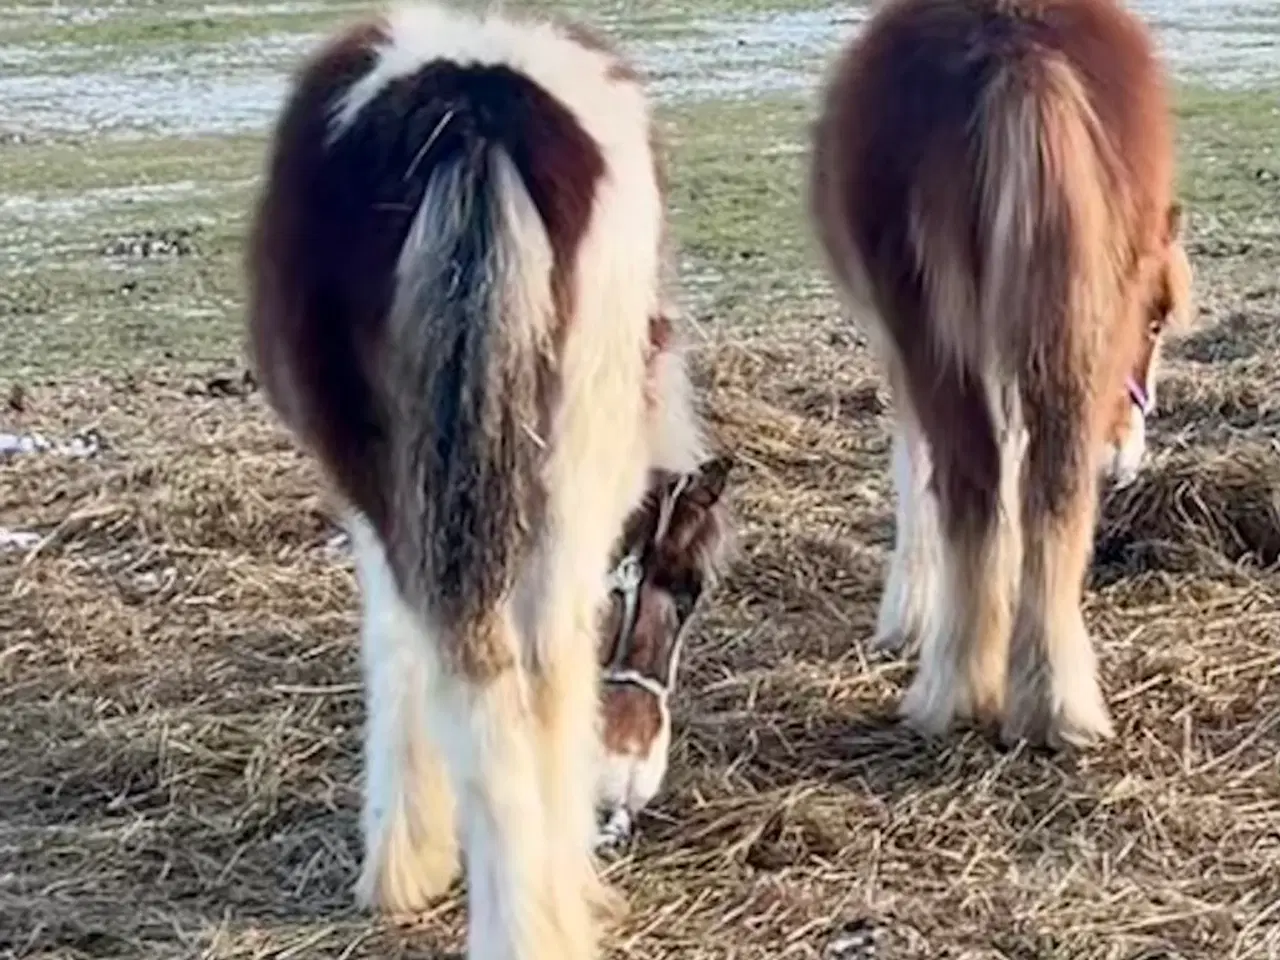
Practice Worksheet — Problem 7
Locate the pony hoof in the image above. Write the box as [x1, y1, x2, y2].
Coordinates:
[353, 852, 459, 917]
[1051, 699, 1115, 749]
[1001, 699, 1114, 750]
[586, 875, 630, 926]
[898, 667, 967, 738]
[354, 808, 460, 917]
[870, 626, 918, 659]
[899, 690, 954, 739]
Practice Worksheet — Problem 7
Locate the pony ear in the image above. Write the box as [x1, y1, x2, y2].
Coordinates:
[684, 454, 734, 507]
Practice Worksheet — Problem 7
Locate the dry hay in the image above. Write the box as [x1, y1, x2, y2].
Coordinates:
[2, 343, 1279, 960]
[1097, 442, 1280, 578]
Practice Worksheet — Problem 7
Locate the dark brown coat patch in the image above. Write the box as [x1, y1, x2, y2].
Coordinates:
[248, 18, 614, 676]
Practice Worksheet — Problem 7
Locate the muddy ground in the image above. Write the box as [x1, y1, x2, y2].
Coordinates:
[1, 1, 1278, 958]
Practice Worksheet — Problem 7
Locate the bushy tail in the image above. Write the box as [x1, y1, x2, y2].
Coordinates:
[975, 56, 1120, 386]
[916, 55, 1119, 391]
[384, 139, 554, 648]
[978, 55, 1123, 744]
[898, 55, 1125, 732]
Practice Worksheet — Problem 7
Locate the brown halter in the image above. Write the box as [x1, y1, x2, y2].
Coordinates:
[601, 472, 696, 701]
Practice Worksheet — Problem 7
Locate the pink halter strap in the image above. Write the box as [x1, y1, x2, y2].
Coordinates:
[1126, 375, 1153, 416]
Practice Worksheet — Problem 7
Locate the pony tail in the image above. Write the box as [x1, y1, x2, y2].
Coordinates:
[385, 138, 554, 652]
[976, 56, 1122, 384]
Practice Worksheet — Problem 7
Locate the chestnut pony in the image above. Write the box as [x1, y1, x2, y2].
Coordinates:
[810, 0, 1192, 747]
[246, 4, 712, 958]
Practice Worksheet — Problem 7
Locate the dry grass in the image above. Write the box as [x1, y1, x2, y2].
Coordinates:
[3, 0, 1279, 954]
[1098, 444, 1280, 576]
[2, 309, 1278, 959]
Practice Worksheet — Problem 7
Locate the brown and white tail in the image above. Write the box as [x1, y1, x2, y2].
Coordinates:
[975, 58, 1118, 390]
[976, 60, 1122, 743]
[903, 55, 1122, 737]
[384, 132, 570, 956]
[919, 55, 1120, 426]
[385, 138, 553, 656]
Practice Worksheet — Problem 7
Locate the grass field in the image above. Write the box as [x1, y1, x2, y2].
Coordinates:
[2, 1, 1278, 958]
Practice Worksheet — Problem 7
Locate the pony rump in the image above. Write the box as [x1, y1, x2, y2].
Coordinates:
[810, 0, 1182, 749]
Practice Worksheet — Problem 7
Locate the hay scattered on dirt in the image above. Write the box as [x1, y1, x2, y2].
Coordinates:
[1099, 441, 1280, 574]
[3, 342, 1280, 959]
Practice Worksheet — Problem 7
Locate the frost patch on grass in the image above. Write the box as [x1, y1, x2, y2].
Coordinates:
[643, 8, 864, 102]
[0, 181, 244, 225]
[0, 10, 857, 135]
[0, 3, 1276, 137]
[679, 257, 728, 319]
[0, 31, 321, 137]
[0, 528, 42, 553]
[0, 0, 366, 26]
[188, 1, 371, 16]
[1137, 0, 1280, 89]
[0, 4, 115, 26]
[0, 70, 288, 138]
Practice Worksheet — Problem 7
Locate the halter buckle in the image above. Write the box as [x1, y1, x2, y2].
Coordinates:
[609, 553, 643, 595]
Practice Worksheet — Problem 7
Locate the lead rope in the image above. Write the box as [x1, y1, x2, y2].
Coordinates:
[605, 552, 643, 675]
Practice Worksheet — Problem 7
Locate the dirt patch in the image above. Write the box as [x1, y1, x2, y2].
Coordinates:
[1155, 376, 1280, 438]
[1176, 310, 1275, 364]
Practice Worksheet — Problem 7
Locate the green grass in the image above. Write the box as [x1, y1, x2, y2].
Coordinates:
[1176, 86, 1280, 218]
[3, 11, 339, 51]
[0, 135, 265, 194]
[664, 97, 817, 305]
[2, 84, 1276, 382]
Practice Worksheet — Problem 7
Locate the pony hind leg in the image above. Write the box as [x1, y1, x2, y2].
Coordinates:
[873, 399, 943, 658]
[528, 545, 627, 948]
[1004, 393, 1114, 748]
[348, 515, 460, 914]
[900, 372, 1022, 736]
[430, 604, 565, 960]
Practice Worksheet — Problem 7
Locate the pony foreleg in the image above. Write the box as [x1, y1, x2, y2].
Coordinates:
[535, 594, 624, 946]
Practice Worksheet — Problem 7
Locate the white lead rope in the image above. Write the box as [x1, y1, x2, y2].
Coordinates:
[601, 667, 670, 701]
